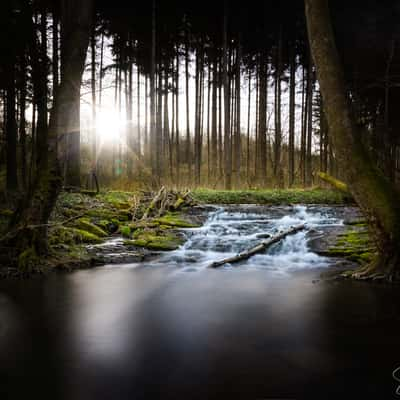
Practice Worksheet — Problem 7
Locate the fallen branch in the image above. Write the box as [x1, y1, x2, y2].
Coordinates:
[208, 224, 307, 268]
[317, 172, 350, 194]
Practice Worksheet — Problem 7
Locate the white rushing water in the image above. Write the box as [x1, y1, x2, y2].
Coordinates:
[148, 205, 343, 273]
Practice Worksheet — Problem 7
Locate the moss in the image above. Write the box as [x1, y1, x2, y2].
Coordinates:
[317, 172, 349, 193]
[173, 197, 185, 210]
[74, 218, 107, 237]
[120, 225, 132, 238]
[98, 191, 134, 210]
[49, 226, 76, 246]
[18, 247, 40, 272]
[67, 228, 101, 244]
[0, 209, 13, 217]
[192, 188, 348, 205]
[328, 226, 377, 265]
[97, 219, 119, 234]
[154, 212, 200, 228]
[124, 230, 184, 251]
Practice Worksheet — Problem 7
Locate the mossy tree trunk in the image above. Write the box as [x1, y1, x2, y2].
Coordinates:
[5, 0, 93, 262]
[305, 0, 400, 279]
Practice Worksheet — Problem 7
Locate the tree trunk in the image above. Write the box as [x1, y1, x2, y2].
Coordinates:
[274, 31, 283, 188]
[305, 58, 313, 187]
[144, 75, 149, 155]
[90, 20, 97, 181]
[246, 68, 251, 182]
[19, 54, 28, 190]
[194, 46, 201, 186]
[150, 0, 157, 182]
[258, 52, 267, 186]
[52, 5, 59, 109]
[234, 36, 241, 188]
[223, 1, 232, 189]
[5, 0, 93, 262]
[300, 65, 309, 186]
[61, 1, 85, 188]
[211, 55, 218, 178]
[6, 63, 18, 191]
[175, 49, 180, 185]
[36, 9, 48, 174]
[218, 62, 223, 180]
[185, 32, 191, 183]
[207, 62, 211, 183]
[126, 44, 134, 179]
[288, 48, 296, 187]
[156, 62, 163, 180]
[305, 0, 400, 279]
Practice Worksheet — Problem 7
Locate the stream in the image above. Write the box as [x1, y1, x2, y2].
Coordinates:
[1, 205, 400, 399]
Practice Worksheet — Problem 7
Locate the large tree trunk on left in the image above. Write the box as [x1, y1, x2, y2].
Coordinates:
[61, 0, 92, 187]
[305, 0, 400, 280]
[4, 0, 93, 265]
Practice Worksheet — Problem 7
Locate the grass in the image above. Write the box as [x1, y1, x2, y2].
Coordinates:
[192, 187, 350, 205]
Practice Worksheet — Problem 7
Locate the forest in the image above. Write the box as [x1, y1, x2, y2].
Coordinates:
[1, 0, 400, 398]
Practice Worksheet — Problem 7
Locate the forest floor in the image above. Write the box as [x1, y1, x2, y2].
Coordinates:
[0, 188, 375, 277]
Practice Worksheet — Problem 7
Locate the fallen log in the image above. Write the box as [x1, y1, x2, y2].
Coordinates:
[208, 223, 307, 268]
[317, 172, 350, 194]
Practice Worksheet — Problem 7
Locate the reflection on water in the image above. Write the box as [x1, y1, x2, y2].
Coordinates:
[1, 206, 400, 399]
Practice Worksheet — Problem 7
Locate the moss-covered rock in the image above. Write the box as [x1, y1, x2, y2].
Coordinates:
[74, 218, 108, 237]
[50, 226, 102, 245]
[97, 219, 119, 234]
[154, 212, 200, 228]
[120, 225, 132, 238]
[124, 231, 184, 251]
[328, 226, 377, 265]
[71, 228, 102, 244]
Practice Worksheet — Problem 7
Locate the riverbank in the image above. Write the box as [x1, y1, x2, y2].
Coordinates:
[0, 188, 368, 278]
[191, 188, 352, 204]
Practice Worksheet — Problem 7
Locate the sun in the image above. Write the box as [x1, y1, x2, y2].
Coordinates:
[95, 108, 125, 143]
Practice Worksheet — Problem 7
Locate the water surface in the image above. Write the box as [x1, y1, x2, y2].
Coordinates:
[1, 205, 400, 399]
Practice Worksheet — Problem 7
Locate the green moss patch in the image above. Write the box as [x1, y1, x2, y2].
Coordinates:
[124, 231, 184, 251]
[154, 212, 200, 228]
[73, 218, 108, 237]
[192, 188, 348, 205]
[328, 226, 377, 265]
[18, 247, 40, 273]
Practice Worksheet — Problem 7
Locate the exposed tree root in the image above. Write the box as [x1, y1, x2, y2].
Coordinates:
[345, 253, 400, 282]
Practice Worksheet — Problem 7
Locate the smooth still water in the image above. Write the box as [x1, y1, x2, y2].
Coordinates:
[1, 205, 400, 399]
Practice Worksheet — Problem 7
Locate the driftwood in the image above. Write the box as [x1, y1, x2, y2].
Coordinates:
[208, 224, 307, 268]
[141, 187, 196, 220]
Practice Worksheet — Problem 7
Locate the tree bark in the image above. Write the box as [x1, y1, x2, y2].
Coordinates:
[175, 49, 180, 185]
[234, 36, 241, 187]
[223, 1, 232, 189]
[5, 0, 93, 261]
[19, 54, 28, 190]
[6, 63, 18, 191]
[305, 58, 313, 187]
[305, 0, 400, 279]
[288, 47, 296, 187]
[185, 31, 191, 183]
[274, 31, 283, 188]
[258, 52, 267, 186]
[90, 19, 97, 180]
[211, 55, 218, 178]
[150, 0, 157, 182]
